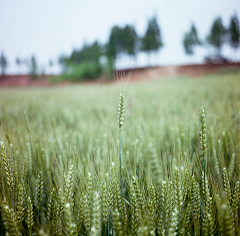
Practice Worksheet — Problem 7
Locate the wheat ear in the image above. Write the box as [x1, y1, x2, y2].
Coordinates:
[118, 92, 125, 202]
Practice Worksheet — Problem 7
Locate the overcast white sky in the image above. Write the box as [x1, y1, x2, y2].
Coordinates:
[0, 0, 240, 74]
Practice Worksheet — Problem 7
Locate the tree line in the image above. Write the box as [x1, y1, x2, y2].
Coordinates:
[56, 15, 163, 81]
[183, 14, 240, 61]
[0, 14, 239, 79]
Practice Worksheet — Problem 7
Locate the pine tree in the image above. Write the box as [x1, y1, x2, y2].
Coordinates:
[207, 17, 226, 57]
[141, 16, 163, 66]
[183, 23, 201, 55]
[106, 26, 124, 69]
[229, 13, 240, 61]
[122, 25, 138, 57]
[16, 57, 21, 66]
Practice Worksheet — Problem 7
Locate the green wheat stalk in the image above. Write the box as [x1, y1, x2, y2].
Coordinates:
[0, 141, 14, 207]
[118, 92, 125, 202]
[199, 106, 207, 207]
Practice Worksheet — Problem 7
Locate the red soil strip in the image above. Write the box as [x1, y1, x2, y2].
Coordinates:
[1, 63, 240, 87]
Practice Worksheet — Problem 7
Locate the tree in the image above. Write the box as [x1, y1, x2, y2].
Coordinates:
[16, 56, 21, 66]
[0, 51, 8, 76]
[29, 55, 37, 79]
[49, 60, 53, 67]
[207, 17, 226, 57]
[122, 25, 138, 57]
[229, 13, 240, 61]
[141, 16, 163, 65]
[15, 56, 23, 74]
[106, 25, 139, 68]
[106, 26, 124, 68]
[183, 24, 201, 55]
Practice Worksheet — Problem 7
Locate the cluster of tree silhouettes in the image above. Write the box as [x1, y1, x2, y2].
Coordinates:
[56, 15, 163, 81]
[0, 14, 239, 80]
[0, 54, 53, 79]
[183, 14, 240, 61]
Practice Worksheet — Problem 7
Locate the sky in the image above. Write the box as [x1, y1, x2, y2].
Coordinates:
[0, 0, 240, 74]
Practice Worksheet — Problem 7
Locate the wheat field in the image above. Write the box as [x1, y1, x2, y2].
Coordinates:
[0, 71, 240, 235]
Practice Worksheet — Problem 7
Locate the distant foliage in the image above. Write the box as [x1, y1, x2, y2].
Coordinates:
[53, 62, 103, 82]
[69, 41, 102, 64]
[58, 41, 103, 81]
